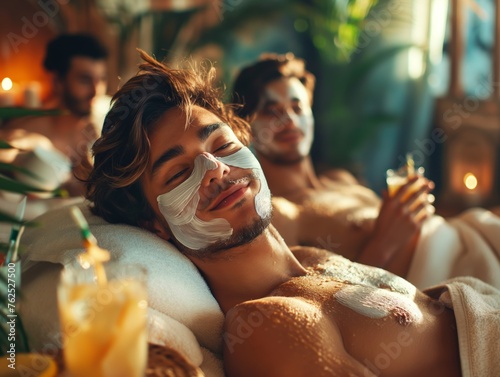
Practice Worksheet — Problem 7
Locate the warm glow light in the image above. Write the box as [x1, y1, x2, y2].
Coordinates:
[464, 173, 478, 190]
[1, 78, 13, 91]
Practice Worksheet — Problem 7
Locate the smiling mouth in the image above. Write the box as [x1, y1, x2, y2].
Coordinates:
[210, 182, 250, 211]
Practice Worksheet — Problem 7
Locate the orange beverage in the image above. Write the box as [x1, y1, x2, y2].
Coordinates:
[387, 174, 409, 197]
[386, 166, 425, 200]
[58, 263, 147, 377]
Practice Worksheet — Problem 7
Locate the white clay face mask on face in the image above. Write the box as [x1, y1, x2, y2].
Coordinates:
[157, 146, 271, 250]
[287, 78, 314, 156]
[253, 77, 314, 156]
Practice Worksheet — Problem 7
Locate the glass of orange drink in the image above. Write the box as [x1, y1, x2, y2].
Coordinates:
[57, 262, 148, 377]
[385, 165, 426, 199]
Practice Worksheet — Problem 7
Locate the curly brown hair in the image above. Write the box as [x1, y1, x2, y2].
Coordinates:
[86, 50, 251, 229]
[232, 52, 316, 120]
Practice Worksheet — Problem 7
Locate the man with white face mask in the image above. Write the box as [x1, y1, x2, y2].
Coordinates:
[85, 51, 500, 377]
[232, 53, 435, 278]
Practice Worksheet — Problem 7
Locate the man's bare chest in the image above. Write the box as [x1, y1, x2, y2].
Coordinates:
[273, 256, 422, 326]
[267, 259, 458, 376]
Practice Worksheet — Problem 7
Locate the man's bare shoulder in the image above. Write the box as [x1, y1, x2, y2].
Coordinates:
[319, 168, 381, 205]
[290, 245, 333, 268]
[223, 297, 374, 377]
[320, 168, 359, 185]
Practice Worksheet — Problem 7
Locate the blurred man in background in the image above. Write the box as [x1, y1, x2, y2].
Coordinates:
[3, 33, 108, 196]
[232, 54, 500, 291]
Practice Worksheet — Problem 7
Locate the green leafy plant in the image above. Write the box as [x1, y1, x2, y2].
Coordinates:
[0, 108, 62, 225]
[171, 0, 413, 168]
[185, 0, 378, 61]
[316, 44, 413, 167]
[0, 106, 63, 355]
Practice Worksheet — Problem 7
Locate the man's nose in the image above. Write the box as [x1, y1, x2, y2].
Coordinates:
[200, 153, 230, 187]
[278, 108, 296, 129]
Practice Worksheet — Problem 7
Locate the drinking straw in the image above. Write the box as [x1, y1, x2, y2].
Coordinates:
[70, 206, 109, 285]
[406, 153, 415, 177]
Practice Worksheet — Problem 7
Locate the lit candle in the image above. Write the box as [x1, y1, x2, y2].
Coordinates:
[23, 82, 41, 108]
[464, 172, 478, 191]
[463, 172, 482, 206]
[0, 78, 15, 107]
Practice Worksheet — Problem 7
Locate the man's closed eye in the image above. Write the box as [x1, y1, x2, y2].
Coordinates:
[166, 168, 188, 185]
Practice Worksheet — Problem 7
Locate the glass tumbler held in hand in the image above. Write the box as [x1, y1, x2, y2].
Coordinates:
[385, 166, 426, 200]
[57, 263, 148, 377]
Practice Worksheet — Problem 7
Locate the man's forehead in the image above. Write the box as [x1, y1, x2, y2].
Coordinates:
[153, 108, 236, 147]
[193, 121, 235, 140]
[160, 106, 227, 131]
[69, 56, 106, 75]
[262, 77, 309, 104]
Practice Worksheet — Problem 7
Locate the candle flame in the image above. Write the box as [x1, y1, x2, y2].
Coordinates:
[464, 173, 478, 190]
[1, 78, 13, 91]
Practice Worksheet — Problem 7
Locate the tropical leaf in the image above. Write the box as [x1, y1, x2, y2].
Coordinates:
[0, 107, 63, 120]
[291, 0, 378, 63]
[0, 212, 25, 225]
[0, 162, 38, 178]
[346, 114, 397, 151]
[0, 141, 14, 149]
[0, 99, 56, 356]
[345, 43, 416, 97]
[315, 41, 415, 167]
[0, 176, 50, 194]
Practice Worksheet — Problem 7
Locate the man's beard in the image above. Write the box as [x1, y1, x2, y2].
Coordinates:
[175, 212, 272, 261]
[64, 91, 92, 117]
[256, 145, 306, 166]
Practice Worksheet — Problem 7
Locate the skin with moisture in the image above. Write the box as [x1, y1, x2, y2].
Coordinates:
[139, 105, 460, 377]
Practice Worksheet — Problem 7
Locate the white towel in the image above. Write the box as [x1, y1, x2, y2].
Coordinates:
[407, 208, 500, 289]
[425, 277, 500, 377]
[199, 348, 225, 377]
[147, 307, 203, 366]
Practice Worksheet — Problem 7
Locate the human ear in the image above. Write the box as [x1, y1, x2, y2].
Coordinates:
[52, 74, 65, 95]
[145, 217, 172, 241]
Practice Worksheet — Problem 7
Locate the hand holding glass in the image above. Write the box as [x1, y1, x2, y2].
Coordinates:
[386, 165, 435, 212]
[386, 166, 425, 198]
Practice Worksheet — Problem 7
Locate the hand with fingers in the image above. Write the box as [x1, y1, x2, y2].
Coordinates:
[356, 175, 435, 277]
